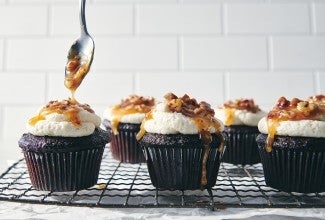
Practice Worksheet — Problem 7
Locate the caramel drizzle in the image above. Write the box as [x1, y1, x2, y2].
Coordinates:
[225, 108, 235, 126]
[265, 119, 279, 153]
[110, 107, 146, 135]
[136, 112, 153, 140]
[65, 52, 92, 98]
[191, 117, 223, 188]
[110, 96, 155, 135]
[265, 96, 324, 152]
[222, 98, 261, 113]
[29, 99, 94, 126]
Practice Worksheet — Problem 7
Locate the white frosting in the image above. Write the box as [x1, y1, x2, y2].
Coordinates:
[103, 107, 145, 124]
[258, 117, 325, 138]
[27, 109, 101, 137]
[215, 108, 266, 127]
[143, 103, 224, 134]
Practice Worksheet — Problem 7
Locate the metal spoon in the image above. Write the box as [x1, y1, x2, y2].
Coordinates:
[64, 0, 94, 94]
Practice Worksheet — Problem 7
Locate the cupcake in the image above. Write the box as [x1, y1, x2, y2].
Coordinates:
[103, 95, 155, 163]
[137, 93, 224, 190]
[18, 99, 110, 192]
[257, 95, 325, 193]
[215, 98, 266, 165]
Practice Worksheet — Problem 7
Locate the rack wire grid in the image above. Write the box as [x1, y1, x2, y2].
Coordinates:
[0, 148, 324, 210]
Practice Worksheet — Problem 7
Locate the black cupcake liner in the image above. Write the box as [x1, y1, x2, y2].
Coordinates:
[140, 133, 224, 190]
[257, 134, 325, 193]
[23, 147, 105, 192]
[222, 125, 261, 165]
[103, 120, 145, 164]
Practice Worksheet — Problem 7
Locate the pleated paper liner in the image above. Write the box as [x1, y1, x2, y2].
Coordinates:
[222, 125, 261, 165]
[140, 133, 224, 190]
[103, 120, 145, 164]
[23, 147, 105, 192]
[257, 134, 325, 193]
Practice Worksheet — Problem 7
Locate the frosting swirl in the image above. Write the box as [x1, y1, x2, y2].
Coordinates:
[215, 98, 265, 126]
[258, 96, 325, 152]
[104, 95, 155, 134]
[27, 99, 101, 137]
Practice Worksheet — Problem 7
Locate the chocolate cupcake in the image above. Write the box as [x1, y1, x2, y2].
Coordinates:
[215, 99, 266, 165]
[18, 99, 110, 192]
[257, 95, 325, 193]
[103, 95, 155, 163]
[137, 93, 225, 190]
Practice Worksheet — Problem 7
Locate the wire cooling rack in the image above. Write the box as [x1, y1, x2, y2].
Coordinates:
[0, 148, 324, 210]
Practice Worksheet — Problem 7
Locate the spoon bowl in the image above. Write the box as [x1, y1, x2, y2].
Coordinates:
[65, 0, 94, 94]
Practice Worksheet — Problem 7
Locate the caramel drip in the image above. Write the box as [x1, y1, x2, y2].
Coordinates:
[200, 143, 210, 188]
[29, 114, 45, 126]
[136, 112, 153, 140]
[110, 108, 141, 135]
[265, 96, 324, 152]
[192, 117, 223, 188]
[225, 108, 235, 126]
[266, 119, 279, 153]
[65, 53, 92, 98]
[223, 98, 261, 113]
[28, 99, 93, 126]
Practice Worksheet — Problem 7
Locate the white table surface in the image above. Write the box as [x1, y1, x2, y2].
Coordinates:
[0, 201, 324, 219]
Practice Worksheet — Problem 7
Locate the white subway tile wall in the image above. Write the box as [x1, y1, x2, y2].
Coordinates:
[0, 0, 324, 159]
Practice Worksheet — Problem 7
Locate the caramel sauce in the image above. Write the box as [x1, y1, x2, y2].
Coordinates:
[136, 112, 153, 140]
[191, 116, 223, 188]
[218, 98, 261, 126]
[225, 108, 235, 126]
[65, 53, 92, 96]
[109, 95, 155, 135]
[110, 107, 144, 135]
[222, 98, 261, 113]
[265, 119, 279, 153]
[97, 183, 106, 189]
[28, 99, 94, 126]
[265, 96, 324, 151]
[308, 94, 325, 105]
[137, 93, 224, 188]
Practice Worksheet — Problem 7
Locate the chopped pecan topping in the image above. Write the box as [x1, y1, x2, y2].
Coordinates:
[221, 98, 261, 113]
[164, 93, 215, 118]
[29, 98, 94, 126]
[45, 98, 94, 113]
[110, 95, 155, 135]
[265, 95, 325, 153]
[267, 96, 324, 121]
[115, 95, 155, 113]
[308, 94, 325, 105]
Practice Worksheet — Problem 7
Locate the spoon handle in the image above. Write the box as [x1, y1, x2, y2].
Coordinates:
[80, 0, 88, 35]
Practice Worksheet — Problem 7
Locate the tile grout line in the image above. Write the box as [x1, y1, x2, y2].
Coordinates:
[178, 36, 183, 72]
[267, 36, 274, 71]
[309, 2, 317, 35]
[132, 73, 136, 94]
[46, 4, 51, 36]
[44, 73, 49, 103]
[314, 71, 320, 94]
[134, 73, 139, 95]
[2, 38, 8, 72]
[224, 72, 230, 102]
[133, 3, 138, 36]
[222, 3, 228, 36]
